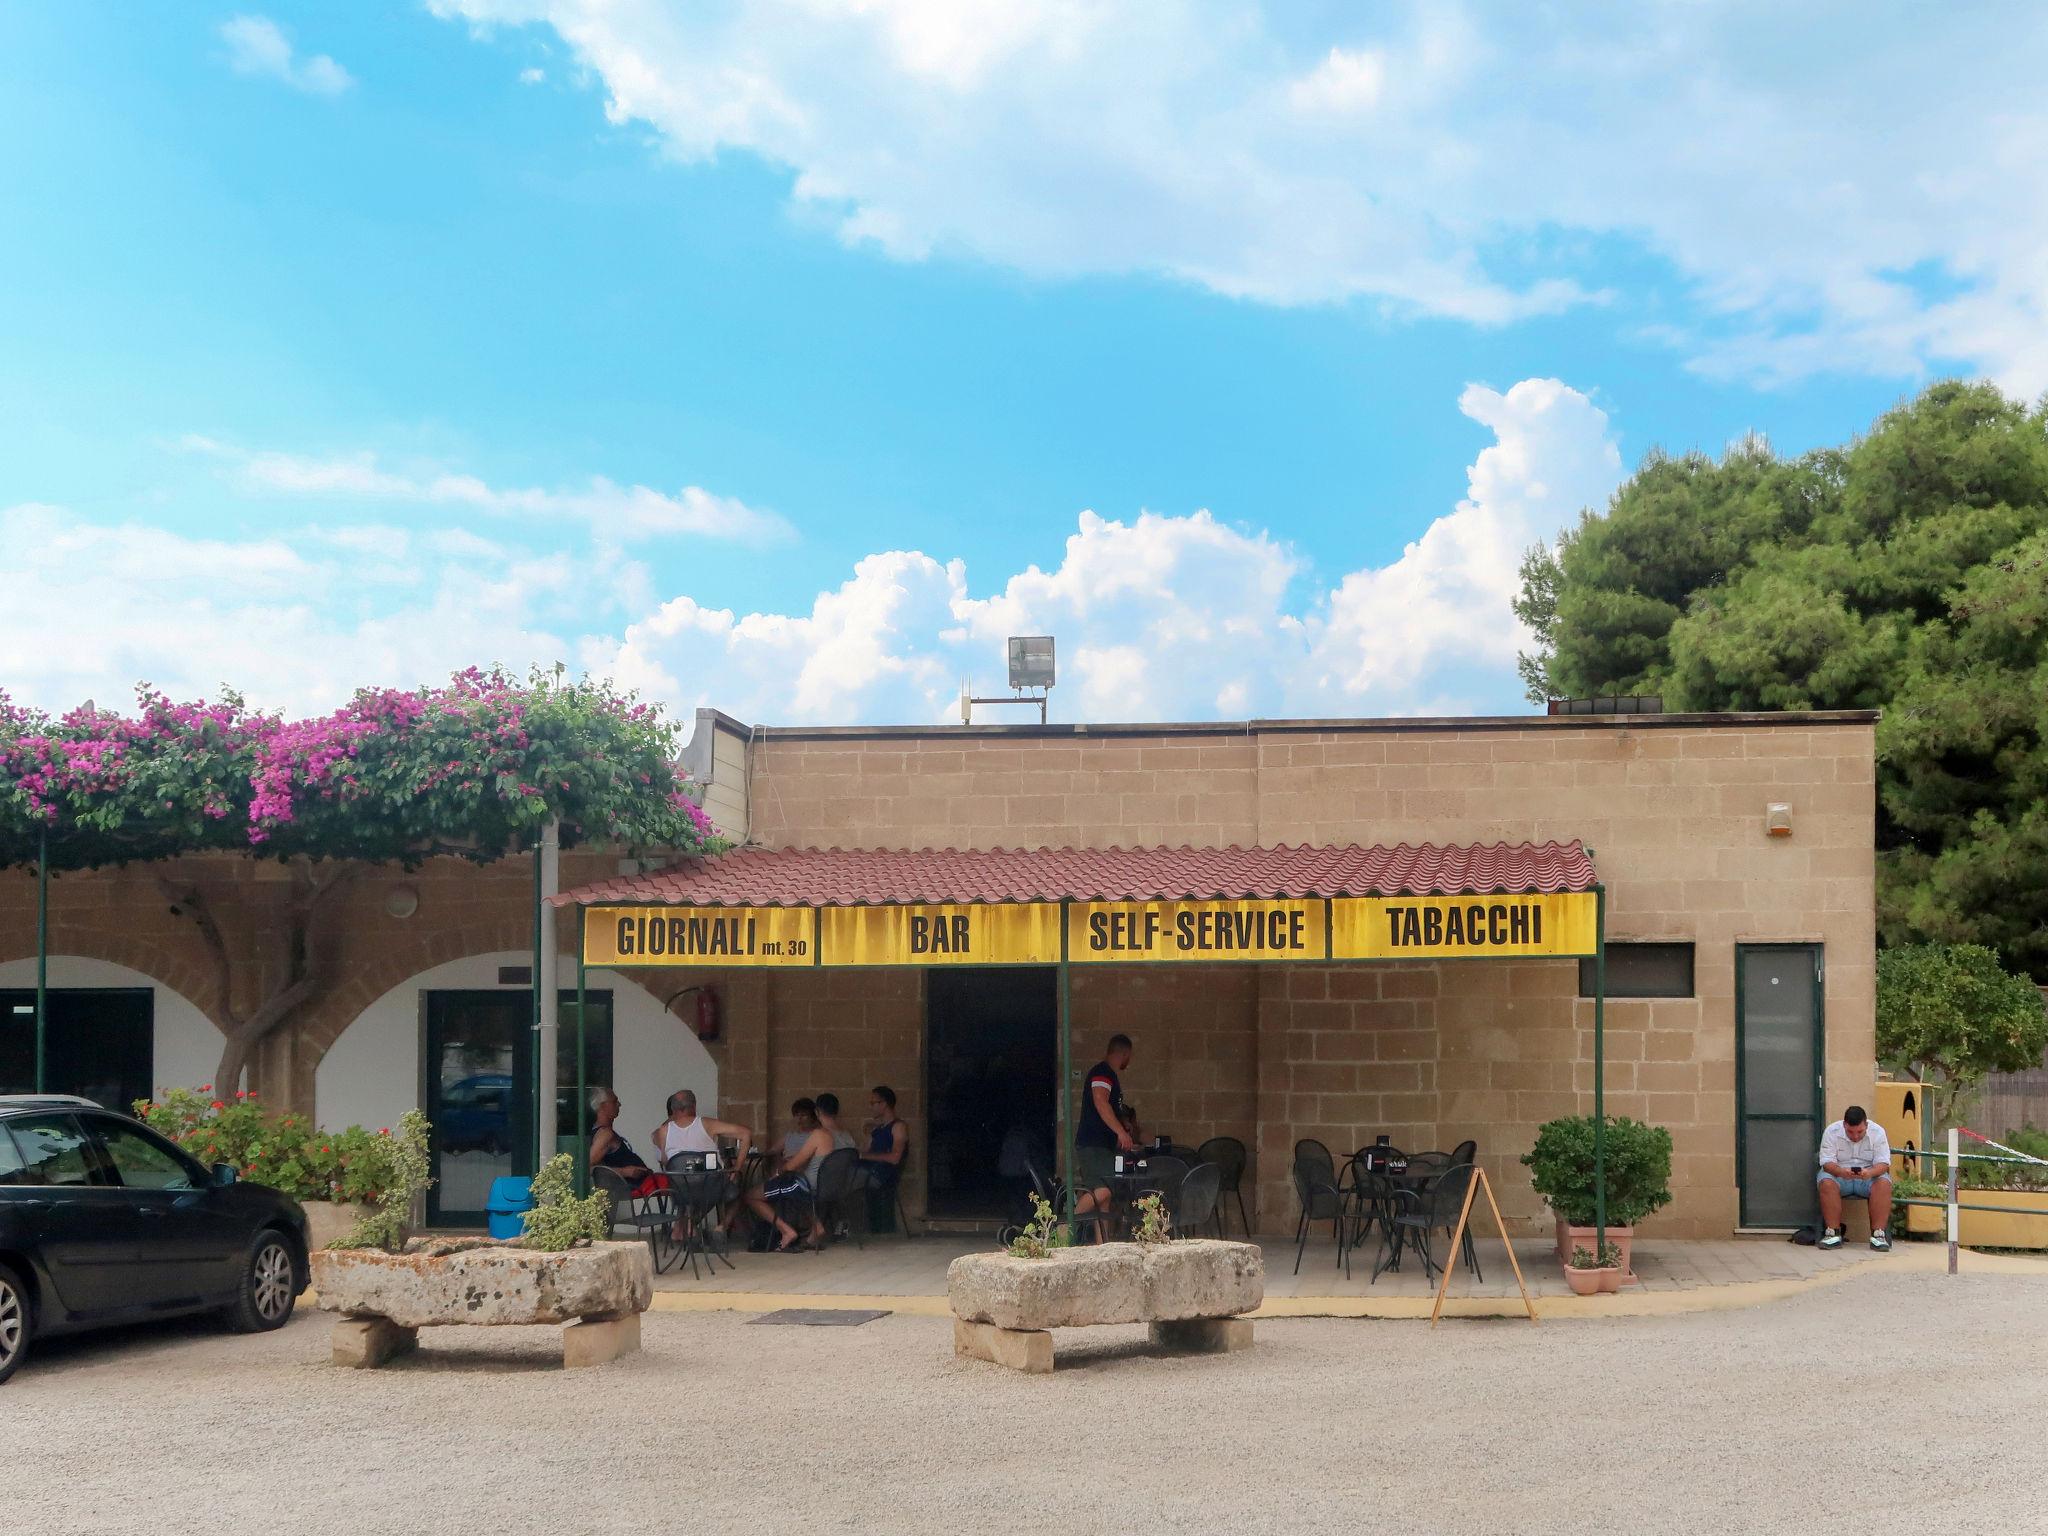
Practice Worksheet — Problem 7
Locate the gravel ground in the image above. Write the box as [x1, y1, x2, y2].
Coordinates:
[10, 1267, 2046, 1535]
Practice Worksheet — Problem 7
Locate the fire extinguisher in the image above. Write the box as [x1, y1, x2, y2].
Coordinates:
[667, 986, 720, 1042]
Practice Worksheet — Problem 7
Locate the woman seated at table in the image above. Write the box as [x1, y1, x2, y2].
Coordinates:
[742, 1098, 831, 1251]
[857, 1085, 908, 1233]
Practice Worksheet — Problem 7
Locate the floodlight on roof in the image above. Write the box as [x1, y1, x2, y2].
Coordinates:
[961, 635, 1057, 725]
[1007, 635, 1055, 690]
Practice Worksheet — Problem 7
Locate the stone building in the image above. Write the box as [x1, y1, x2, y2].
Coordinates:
[0, 705, 1877, 1238]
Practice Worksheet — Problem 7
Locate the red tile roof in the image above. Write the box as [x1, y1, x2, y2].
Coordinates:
[553, 841, 1596, 907]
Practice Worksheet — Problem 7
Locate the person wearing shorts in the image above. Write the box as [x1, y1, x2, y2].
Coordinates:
[1817, 1105, 1893, 1251]
[1072, 1034, 1134, 1238]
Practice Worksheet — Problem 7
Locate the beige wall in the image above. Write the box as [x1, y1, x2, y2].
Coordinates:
[0, 712, 1876, 1239]
[740, 714, 1877, 1238]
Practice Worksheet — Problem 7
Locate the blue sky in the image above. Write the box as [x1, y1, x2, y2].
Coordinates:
[2, 3, 2041, 725]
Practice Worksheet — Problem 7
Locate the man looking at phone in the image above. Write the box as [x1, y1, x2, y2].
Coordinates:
[1816, 1105, 1893, 1251]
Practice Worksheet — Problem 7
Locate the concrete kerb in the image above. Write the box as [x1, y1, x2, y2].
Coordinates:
[640, 1243, 2048, 1324]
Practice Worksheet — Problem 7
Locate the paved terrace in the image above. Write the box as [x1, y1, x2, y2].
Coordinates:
[644, 1231, 1957, 1318]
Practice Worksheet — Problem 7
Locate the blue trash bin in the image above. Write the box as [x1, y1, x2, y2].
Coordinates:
[486, 1175, 535, 1240]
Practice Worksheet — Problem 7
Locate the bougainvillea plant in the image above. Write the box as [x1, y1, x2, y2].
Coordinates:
[0, 665, 716, 868]
[3, 666, 721, 1088]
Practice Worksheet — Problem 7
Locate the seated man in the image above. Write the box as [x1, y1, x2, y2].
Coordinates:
[857, 1085, 909, 1233]
[742, 1098, 831, 1251]
[651, 1089, 753, 1243]
[588, 1086, 659, 1197]
[1817, 1104, 1893, 1251]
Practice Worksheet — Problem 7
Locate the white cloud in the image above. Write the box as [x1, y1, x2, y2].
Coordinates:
[9, 380, 1620, 724]
[430, 0, 2048, 388]
[519, 67, 547, 85]
[0, 504, 577, 716]
[179, 437, 791, 545]
[594, 378, 1623, 724]
[220, 15, 354, 96]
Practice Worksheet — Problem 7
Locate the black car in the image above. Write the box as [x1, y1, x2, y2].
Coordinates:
[0, 1094, 309, 1384]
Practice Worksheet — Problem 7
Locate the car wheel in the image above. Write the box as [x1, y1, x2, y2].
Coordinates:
[0, 1263, 31, 1386]
[225, 1231, 299, 1334]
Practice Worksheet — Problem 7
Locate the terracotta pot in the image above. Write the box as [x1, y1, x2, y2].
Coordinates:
[1554, 1214, 1634, 1279]
[1563, 1265, 1613, 1296]
[1596, 1265, 1624, 1293]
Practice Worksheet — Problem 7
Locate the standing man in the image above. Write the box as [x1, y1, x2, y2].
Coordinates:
[1072, 1034, 1135, 1235]
[1817, 1104, 1893, 1251]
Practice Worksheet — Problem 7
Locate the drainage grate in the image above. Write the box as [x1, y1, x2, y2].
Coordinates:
[747, 1308, 891, 1327]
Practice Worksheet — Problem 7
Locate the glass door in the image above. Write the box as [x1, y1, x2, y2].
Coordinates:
[425, 992, 531, 1227]
[423, 989, 616, 1227]
[1736, 945, 1825, 1227]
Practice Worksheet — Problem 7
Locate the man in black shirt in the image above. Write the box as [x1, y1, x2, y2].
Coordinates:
[1073, 1033, 1135, 1234]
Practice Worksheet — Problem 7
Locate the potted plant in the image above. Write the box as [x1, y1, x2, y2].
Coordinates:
[1522, 1114, 1673, 1278]
[1563, 1241, 1624, 1295]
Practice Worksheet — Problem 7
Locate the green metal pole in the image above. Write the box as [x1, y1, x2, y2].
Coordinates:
[530, 837, 543, 1172]
[35, 824, 48, 1094]
[575, 908, 589, 1198]
[1593, 883, 1608, 1248]
[1058, 898, 1074, 1224]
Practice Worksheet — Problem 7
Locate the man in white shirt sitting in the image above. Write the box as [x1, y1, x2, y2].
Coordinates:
[1817, 1105, 1893, 1251]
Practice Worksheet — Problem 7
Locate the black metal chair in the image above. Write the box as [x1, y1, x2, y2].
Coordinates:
[1448, 1139, 1477, 1167]
[1291, 1140, 1347, 1275]
[1196, 1136, 1251, 1237]
[1376, 1162, 1481, 1285]
[809, 1147, 863, 1251]
[1030, 1159, 1113, 1245]
[1170, 1161, 1222, 1238]
[595, 1165, 682, 1274]
[1345, 1153, 1401, 1280]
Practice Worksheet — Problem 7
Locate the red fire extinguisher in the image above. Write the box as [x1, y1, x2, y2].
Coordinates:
[668, 986, 720, 1042]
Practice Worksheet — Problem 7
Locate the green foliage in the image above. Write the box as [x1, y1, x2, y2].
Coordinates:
[519, 1154, 613, 1250]
[1515, 382, 2048, 977]
[0, 666, 722, 872]
[1131, 1191, 1171, 1245]
[331, 1109, 433, 1253]
[1006, 1193, 1074, 1258]
[1876, 944, 2047, 1122]
[1887, 1173, 1944, 1235]
[1566, 1241, 1623, 1269]
[135, 1086, 402, 1204]
[1521, 1115, 1674, 1227]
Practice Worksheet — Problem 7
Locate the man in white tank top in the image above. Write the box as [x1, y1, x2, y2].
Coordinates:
[652, 1089, 753, 1169]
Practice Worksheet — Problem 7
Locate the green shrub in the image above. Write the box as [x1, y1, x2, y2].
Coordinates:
[519, 1154, 612, 1251]
[1521, 1115, 1674, 1227]
[1006, 1193, 1072, 1259]
[330, 1110, 434, 1253]
[135, 1086, 402, 1205]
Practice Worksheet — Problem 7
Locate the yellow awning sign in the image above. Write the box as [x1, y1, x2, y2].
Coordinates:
[586, 905, 814, 966]
[1329, 892, 1598, 960]
[1069, 899, 1326, 963]
[819, 903, 1061, 966]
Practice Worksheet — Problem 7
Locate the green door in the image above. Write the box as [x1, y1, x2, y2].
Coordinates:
[1735, 944, 1825, 1227]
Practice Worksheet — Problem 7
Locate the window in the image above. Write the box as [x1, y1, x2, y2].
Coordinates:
[3, 1114, 102, 1187]
[0, 1126, 23, 1185]
[94, 1120, 200, 1191]
[1579, 942, 1695, 999]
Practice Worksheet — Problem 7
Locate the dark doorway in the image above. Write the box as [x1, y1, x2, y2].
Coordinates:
[423, 989, 613, 1227]
[925, 967, 1056, 1220]
[1735, 944, 1825, 1227]
[0, 988, 153, 1109]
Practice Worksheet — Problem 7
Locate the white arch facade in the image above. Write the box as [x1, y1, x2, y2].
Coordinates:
[313, 951, 719, 1138]
[0, 955, 226, 1098]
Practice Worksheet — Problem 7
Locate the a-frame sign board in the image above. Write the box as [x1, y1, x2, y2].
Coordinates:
[1429, 1166, 1539, 1327]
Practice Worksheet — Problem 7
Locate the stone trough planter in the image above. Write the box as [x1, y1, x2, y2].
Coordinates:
[947, 1239, 1263, 1374]
[310, 1238, 653, 1370]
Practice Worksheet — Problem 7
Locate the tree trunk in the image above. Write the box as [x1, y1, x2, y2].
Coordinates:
[160, 860, 356, 1096]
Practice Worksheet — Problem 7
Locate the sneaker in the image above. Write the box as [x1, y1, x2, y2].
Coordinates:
[1818, 1227, 1843, 1249]
[1870, 1230, 1892, 1252]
